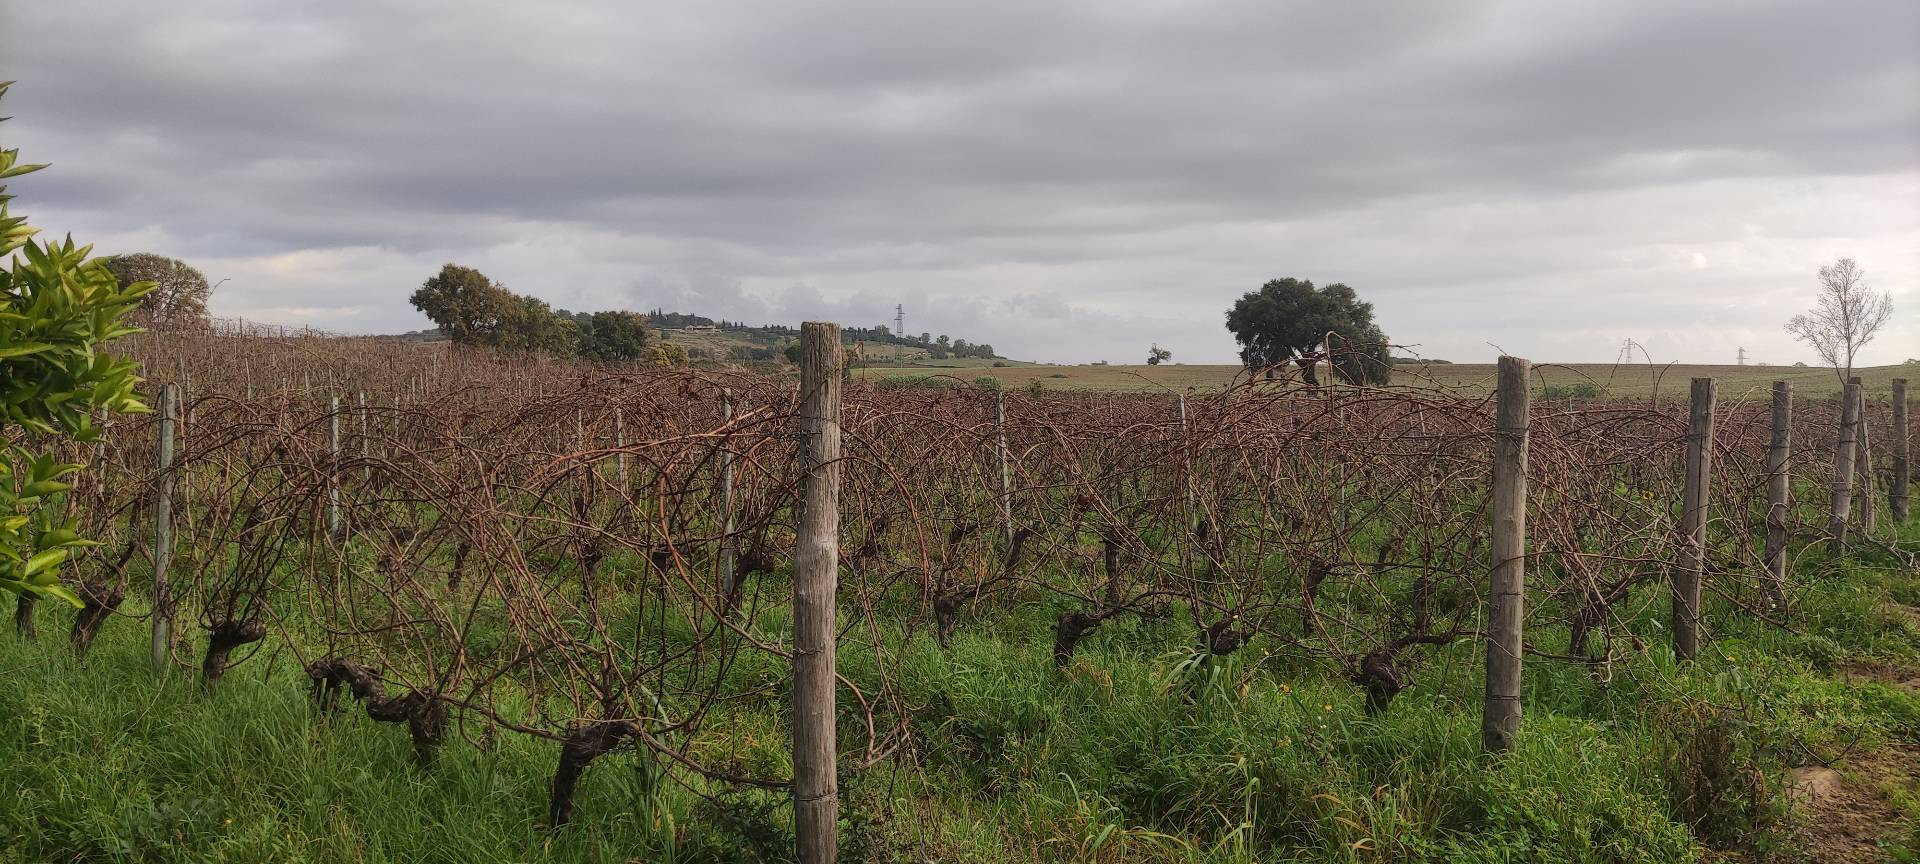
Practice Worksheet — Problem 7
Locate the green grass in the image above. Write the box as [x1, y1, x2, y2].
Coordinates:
[0, 630, 723, 863]
[2, 529, 1917, 862]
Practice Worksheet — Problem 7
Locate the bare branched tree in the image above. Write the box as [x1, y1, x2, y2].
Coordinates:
[1784, 258, 1893, 385]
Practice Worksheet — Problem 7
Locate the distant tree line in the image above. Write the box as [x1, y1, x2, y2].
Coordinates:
[643, 311, 1000, 360]
[414, 272, 1003, 366]
[646, 311, 799, 337]
[841, 325, 997, 359]
[646, 310, 718, 329]
[410, 264, 686, 365]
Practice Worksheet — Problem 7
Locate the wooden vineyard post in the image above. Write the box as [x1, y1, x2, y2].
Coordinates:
[1853, 381, 1877, 533]
[150, 382, 179, 671]
[328, 394, 343, 538]
[1178, 394, 1196, 532]
[1674, 378, 1716, 662]
[614, 407, 628, 490]
[996, 389, 1013, 547]
[793, 322, 843, 864]
[1894, 379, 1910, 524]
[718, 388, 736, 599]
[1483, 356, 1529, 754]
[358, 391, 370, 482]
[1829, 379, 1861, 553]
[178, 375, 192, 517]
[1764, 382, 1791, 609]
[1336, 397, 1351, 538]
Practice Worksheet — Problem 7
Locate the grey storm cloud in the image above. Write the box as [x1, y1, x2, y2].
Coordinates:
[3, 0, 1916, 364]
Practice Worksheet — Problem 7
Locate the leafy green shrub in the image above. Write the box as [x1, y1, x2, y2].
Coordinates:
[0, 82, 151, 605]
[972, 375, 1002, 390]
[1541, 381, 1605, 400]
[1652, 700, 1789, 851]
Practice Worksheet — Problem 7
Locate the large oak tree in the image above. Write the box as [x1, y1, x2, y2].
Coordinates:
[1226, 278, 1391, 386]
[99, 253, 213, 331]
[409, 263, 524, 346]
[578, 310, 652, 361]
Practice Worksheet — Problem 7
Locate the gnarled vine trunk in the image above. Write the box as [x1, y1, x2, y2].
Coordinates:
[548, 721, 638, 828]
[305, 657, 447, 766]
[70, 579, 127, 656]
[13, 595, 35, 639]
[1052, 610, 1105, 668]
[201, 618, 267, 690]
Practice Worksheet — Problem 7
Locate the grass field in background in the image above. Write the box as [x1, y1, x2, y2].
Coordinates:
[854, 361, 1919, 398]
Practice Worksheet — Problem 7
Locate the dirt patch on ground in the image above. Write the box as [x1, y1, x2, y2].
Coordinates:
[1790, 766, 1846, 803]
[1787, 745, 1918, 863]
[1839, 660, 1920, 693]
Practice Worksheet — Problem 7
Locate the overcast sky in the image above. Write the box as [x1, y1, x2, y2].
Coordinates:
[4, 0, 1916, 365]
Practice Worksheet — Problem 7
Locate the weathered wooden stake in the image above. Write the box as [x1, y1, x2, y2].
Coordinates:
[718, 389, 736, 598]
[995, 389, 1013, 547]
[1853, 382, 1876, 533]
[357, 391, 370, 482]
[1674, 377, 1716, 661]
[1829, 380, 1861, 553]
[150, 383, 179, 671]
[614, 407, 628, 489]
[793, 323, 843, 864]
[328, 394, 342, 537]
[1893, 379, 1910, 524]
[1764, 382, 1791, 609]
[1483, 356, 1528, 754]
[178, 375, 193, 516]
[1178, 394, 1197, 532]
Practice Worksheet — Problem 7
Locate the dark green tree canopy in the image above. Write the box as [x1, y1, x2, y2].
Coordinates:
[505, 294, 577, 356]
[410, 264, 677, 363]
[579, 310, 652, 361]
[409, 264, 522, 346]
[1225, 278, 1392, 385]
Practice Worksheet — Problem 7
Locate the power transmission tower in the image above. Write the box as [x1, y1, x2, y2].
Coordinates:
[1736, 346, 1748, 366]
[894, 304, 904, 336]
